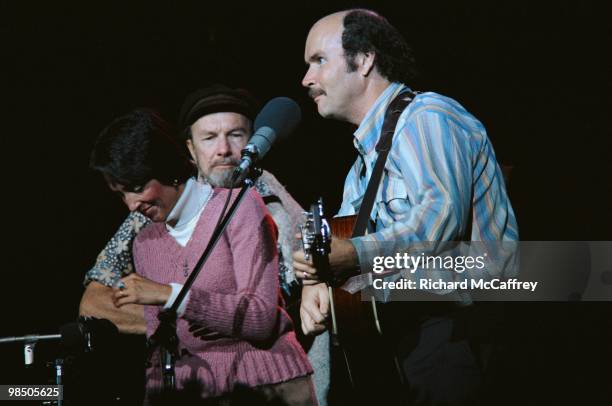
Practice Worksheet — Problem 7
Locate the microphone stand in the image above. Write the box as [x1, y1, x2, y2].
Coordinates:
[1, 334, 64, 405]
[145, 166, 263, 392]
[0, 334, 61, 366]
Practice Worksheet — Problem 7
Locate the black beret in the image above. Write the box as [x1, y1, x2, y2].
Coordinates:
[178, 84, 259, 135]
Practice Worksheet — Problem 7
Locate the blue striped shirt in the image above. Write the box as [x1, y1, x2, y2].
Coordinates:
[338, 83, 518, 282]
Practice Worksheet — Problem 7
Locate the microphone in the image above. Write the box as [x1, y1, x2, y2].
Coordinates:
[232, 97, 301, 185]
[60, 317, 118, 352]
[0, 318, 118, 365]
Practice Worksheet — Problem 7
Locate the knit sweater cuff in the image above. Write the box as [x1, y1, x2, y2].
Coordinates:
[164, 283, 190, 316]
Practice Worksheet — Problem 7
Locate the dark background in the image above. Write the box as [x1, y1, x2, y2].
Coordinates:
[1, 0, 611, 403]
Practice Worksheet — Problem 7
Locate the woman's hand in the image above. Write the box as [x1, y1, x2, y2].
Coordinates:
[112, 273, 172, 307]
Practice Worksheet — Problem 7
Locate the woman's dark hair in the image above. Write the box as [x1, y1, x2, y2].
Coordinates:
[342, 9, 417, 84]
[90, 108, 194, 189]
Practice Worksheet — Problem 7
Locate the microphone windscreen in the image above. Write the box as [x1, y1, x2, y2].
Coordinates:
[253, 97, 301, 147]
[59, 318, 119, 350]
[85, 318, 119, 337]
[59, 322, 85, 348]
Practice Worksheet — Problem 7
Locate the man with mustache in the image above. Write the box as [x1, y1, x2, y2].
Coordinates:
[293, 9, 518, 406]
[79, 85, 329, 404]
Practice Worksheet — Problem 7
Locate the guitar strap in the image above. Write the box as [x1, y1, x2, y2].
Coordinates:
[343, 89, 418, 392]
[351, 89, 418, 238]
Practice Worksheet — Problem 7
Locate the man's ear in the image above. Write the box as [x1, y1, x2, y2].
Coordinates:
[185, 139, 196, 164]
[357, 51, 376, 77]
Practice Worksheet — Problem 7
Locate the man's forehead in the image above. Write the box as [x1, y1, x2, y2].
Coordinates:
[304, 17, 344, 59]
[190, 112, 251, 132]
[312, 11, 346, 32]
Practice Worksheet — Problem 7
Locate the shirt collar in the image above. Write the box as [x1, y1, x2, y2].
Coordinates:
[165, 177, 213, 230]
[353, 82, 407, 156]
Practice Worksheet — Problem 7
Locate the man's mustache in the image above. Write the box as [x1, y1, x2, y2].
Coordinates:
[212, 158, 240, 168]
[308, 88, 325, 99]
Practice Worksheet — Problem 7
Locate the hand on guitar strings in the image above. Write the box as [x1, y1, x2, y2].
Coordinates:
[292, 237, 360, 285]
[300, 283, 329, 335]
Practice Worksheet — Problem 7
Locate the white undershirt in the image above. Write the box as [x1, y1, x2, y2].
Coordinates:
[165, 177, 213, 246]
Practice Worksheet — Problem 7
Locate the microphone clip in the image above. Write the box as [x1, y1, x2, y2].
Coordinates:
[232, 145, 263, 187]
[238, 143, 260, 172]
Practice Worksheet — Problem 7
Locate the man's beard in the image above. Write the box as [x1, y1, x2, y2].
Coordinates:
[201, 167, 236, 188]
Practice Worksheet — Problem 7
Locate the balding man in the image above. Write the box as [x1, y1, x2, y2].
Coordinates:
[294, 9, 518, 405]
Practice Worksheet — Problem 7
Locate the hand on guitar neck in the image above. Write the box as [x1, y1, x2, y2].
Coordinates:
[293, 238, 359, 286]
[294, 201, 361, 336]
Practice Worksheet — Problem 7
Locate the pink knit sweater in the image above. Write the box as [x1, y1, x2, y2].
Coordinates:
[133, 188, 312, 398]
